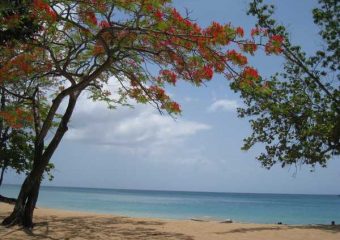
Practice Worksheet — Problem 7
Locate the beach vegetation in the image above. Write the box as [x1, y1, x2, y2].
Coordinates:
[233, 0, 339, 169]
[0, 0, 54, 203]
[0, 0, 280, 228]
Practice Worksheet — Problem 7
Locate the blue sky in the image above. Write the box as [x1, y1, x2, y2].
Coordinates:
[5, 0, 340, 194]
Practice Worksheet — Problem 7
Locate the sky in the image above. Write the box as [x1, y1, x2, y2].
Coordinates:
[5, 0, 340, 194]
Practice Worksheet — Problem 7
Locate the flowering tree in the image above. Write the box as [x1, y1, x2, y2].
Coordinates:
[0, 88, 35, 190]
[0, 0, 281, 228]
[0, 88, 54, 202]
[0, 1, 54, 202]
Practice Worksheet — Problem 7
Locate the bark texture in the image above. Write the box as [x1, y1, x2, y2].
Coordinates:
[1, 94, 78, 229]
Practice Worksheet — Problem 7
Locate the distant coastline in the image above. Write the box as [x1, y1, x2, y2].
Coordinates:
[2, 183, 338, 196]
[2, 184, 340, 225]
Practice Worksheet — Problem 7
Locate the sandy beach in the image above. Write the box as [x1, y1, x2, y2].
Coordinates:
[0, 203, 339, 240]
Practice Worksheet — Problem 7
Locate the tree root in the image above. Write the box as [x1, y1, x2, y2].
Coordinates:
[1, 208, 33, 229]
[0, 194, 16, 204]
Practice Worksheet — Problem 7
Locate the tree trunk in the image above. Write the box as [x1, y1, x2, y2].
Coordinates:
[1, 157, 46, 229]
[1, 93, 79, 229]
[0, 165, 6, 187]
[0, 194, 16, 204]
[0, 158, 9, 187]
[0, 160, 17, 204]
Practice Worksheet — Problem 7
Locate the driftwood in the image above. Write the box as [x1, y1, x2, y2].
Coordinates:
[0, 194, 16, 204]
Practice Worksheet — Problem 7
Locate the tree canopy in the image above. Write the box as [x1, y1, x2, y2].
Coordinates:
[233, 0, 339, 168]
[0, 0, 282, 228]
[0, 0, 40, 45]
[0, 0, 53, 192]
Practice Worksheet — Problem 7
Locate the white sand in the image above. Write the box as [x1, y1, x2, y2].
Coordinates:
[1, 203, 339, 240]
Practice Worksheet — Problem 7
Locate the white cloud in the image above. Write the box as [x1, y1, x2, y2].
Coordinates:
[208, 99, 239, 112]
[66, 95, 211, 157]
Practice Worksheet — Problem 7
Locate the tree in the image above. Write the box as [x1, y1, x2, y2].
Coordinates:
[1, 1, 53, 201]
[0, 88, 54, 194]
[0, 63, 55, 204]
[0, 91, 35, 188]
[0, 0, 279, 228]
[232, 0, 339, 168]
[0, 87, 33, 205]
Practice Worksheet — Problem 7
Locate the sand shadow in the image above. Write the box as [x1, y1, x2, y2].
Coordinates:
[289, 225, 340, 234]
[0, 213, 194, 240]
[216, 224, 340, 235]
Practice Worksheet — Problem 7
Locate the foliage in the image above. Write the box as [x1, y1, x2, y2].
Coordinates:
[0, 0, 282, 228]
[0, 0, 280, 139]
[0, 0, 40, 45]
[232, 0, 339, 168]
[0, 1, 55, 186]
[0, 89, 54, 187]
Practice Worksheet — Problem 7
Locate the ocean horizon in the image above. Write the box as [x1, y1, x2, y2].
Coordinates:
[1, 184, 340, 225]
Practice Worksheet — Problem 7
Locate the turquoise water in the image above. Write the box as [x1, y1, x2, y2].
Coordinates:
[1, 184, 339, 224]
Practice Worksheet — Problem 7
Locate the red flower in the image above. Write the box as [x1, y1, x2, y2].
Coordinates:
[93, 44, 105, 55]
[33, 0, 57, 22]
[170, 102, 181, 113]
[149, 86, 167, 100]
[154, 10, 164, 21]
[146, 4, 153, 12]
[160, 70, 177, 85]
[265, 35, 284, 55]
[242, 67, 259, 81]
[99, 20, 110, 28]
[236, 27, 244, 37]
[202, 65, 213, 80]
[171, 8, 184, 23]
[271, 35, 284, 43]
[204, 22, 225, 42]
[251, 27, 260, 37]
[241, 42, 257, 55]
[84, 11, 97, 25]
[226, 50, 248, 65]
[214, 62, 225, 73]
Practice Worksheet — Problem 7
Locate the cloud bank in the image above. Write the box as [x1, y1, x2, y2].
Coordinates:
[65, 94, 211, 163]
[208, 99, 239, 112]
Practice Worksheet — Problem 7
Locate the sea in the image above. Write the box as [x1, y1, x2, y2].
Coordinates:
[1, 184, 340, 225]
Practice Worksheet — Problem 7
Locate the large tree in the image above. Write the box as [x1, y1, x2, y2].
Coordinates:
[1, 1, 53, 201]
[0, 0, 279, 228]
[0, 87, 54, 198]
[232, 0, 339, 168]
[0, 88, 35, 189]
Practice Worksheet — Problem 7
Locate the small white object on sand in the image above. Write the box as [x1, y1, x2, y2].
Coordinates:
[220, 219, 233, 223]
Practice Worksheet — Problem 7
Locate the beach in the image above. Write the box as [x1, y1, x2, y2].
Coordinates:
[1, 203, 339, 240]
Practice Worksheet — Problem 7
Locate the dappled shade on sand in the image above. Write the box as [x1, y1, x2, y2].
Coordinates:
[1, 204, 340, 240]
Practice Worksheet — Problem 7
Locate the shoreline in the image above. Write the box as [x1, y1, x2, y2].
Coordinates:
[2, 184, 339, 226]
[1, 201, 331, 226]
[1, 203, 340, 240]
